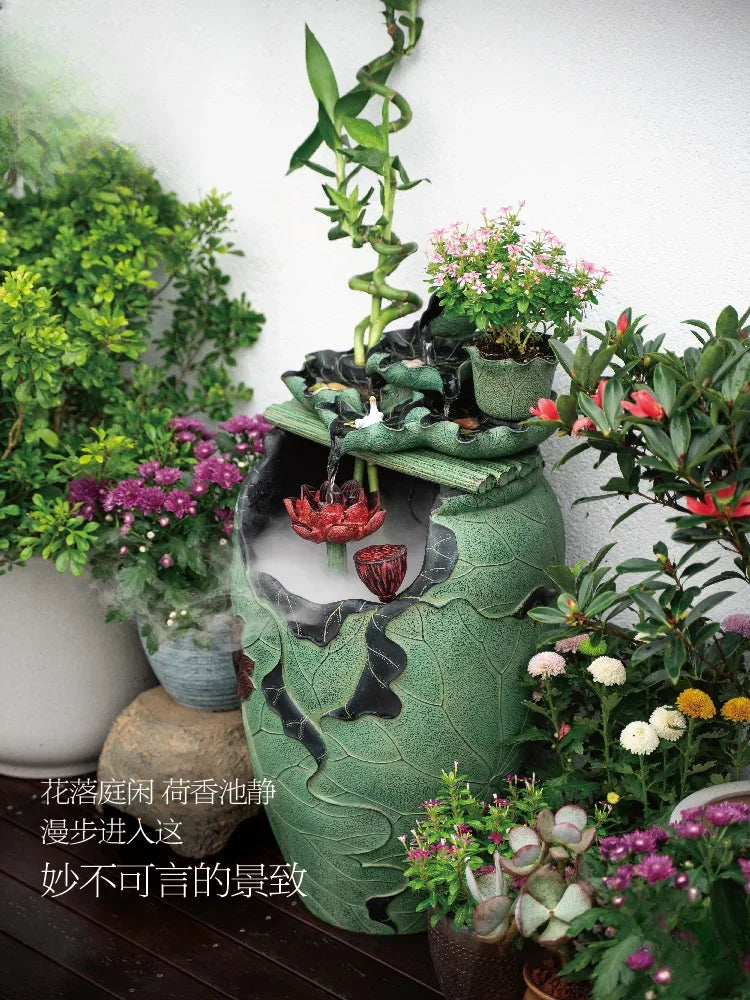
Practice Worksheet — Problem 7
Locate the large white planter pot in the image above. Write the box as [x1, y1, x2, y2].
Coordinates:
[0, 558, 156, 777]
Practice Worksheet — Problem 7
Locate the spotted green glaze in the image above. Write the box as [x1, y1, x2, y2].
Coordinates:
[231, 443, 564, 934]
[466, 346, 557, 422]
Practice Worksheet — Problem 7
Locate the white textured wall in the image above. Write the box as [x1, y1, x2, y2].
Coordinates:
[4, 0, 750, 609]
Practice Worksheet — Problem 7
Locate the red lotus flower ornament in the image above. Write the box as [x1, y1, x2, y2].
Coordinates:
[284, 479, 386, 544]
[354, 544, 407, 602]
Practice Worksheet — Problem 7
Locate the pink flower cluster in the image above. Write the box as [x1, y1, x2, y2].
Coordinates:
[599, 826, 669, 862]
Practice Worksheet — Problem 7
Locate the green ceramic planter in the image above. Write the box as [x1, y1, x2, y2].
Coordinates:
[466, 345, 557, 422]
[231, 429, 564, 935]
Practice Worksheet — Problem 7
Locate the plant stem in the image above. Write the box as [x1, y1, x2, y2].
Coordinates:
[638, 753, 649, 816]
[367, 462, 380, 496]
[326, 541, 347, 575]
[353, 458, 365, 487]
[680, 718, 695, 801]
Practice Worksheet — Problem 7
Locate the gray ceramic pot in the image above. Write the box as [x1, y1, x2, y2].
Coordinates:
[137, 616, 239, 712]
[466, 345, 557, 422]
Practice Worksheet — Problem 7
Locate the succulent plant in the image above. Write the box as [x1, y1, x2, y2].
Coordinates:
[465, 851, 513, 942]
[515, 866, 594, 946]
[499, 805, 597, 876]
[465, 804, 596, 947]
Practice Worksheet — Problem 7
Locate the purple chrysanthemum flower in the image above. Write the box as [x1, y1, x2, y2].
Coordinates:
[137, 461, 160, 479]
[603, 864, 633, 890]
[164, 490, 196, 519]
[671, 820, 704, 839]
[679, 806, 705, 823]
[626, 950, 653, 971]
[189, 479, 209, 497]
[194, 440, 216, 461]
[626, 827, 670, 855]
[135, 486, 167, 515]
[704, 801, 750, 826]
[600, 835, 629, 862]
[154, 467, 182, 487]
[235, 442, 251, 455]
[169, 417, 208, 435]
[488, 832, 503, 845]
[722, 614, 750, 639]
[103, 479, 145, 511]
[219, 414, 256, 434]
[69, 477, 102, 505]
[68, 477, 106, 521]
[194, 457, 243, 490]
[158, 553, 173, 569]
[634, 853, 676, 885]
[174, 430, 196, 443]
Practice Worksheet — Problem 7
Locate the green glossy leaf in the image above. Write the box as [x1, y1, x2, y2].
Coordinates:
[343, 116, 385, 151]
[715, 304, 739, 339]
[288, 125, 324, 173]
[304, 25, 339, 124]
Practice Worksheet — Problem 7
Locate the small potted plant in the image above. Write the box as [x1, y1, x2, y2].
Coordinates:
[425, 205, 608, 421]
[401, 766, 547, 1000]
[561, 803, 750, 999]
[77, 412, 273, 711]
[462, 801, 599, 1000]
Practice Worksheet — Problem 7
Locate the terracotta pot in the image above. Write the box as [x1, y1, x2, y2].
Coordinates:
[427, 915, 524, 1000]
[523, 960, 591, 1000]
[670, 779, 750, 822]
[466, 344, 557, 422]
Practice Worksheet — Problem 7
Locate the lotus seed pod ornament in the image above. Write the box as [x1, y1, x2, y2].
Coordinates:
[354, 544, 407, 602]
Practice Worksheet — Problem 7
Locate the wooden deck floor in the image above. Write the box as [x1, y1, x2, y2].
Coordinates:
[0, 775, 440, 999]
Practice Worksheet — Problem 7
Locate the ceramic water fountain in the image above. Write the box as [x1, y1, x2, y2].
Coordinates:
[230, 1, 565, 934]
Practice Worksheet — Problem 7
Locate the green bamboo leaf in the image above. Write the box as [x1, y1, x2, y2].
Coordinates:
[343, 116, 385, 151]
[288, 125, 324, 174]
[304, 25, 339, 124]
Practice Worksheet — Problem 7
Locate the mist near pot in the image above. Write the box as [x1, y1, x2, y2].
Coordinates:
[250, 480, 432, 604]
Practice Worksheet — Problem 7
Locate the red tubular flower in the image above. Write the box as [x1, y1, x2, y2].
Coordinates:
[620, 390, 664, 420]
[284, 479, 386, 544]
[616, 311, 629, 335]
[529, 398, 560, 420]
[591, 379, 607, 408]
[686, 484, 750, 519]
[571, 416, 595, 436]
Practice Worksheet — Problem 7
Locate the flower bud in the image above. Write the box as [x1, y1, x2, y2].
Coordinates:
[652, 967, 672, 985]
[674, 872, 690, 889]
[687, 887, 700, 903]
[604, 925, 617, 939]
[146, 531, 155, 540]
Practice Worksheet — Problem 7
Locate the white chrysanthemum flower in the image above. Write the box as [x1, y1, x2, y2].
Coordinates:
[619, 721, 659, 756]
[587, 655, 626, 686]
[649, 706, 686, 742]
[527, 651, 566, 678]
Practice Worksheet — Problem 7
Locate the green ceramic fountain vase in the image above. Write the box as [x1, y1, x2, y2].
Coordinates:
[466, 345, 557, 422]
[231, 430, 564, 934]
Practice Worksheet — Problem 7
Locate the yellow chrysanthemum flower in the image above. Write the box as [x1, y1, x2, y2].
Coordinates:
[721, 697, 750, 723]
[606, 791, 620, 805]
[676, 688, 716, 720]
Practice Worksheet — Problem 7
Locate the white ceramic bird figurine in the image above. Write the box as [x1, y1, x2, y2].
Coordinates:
[354, 395, 384, 429]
